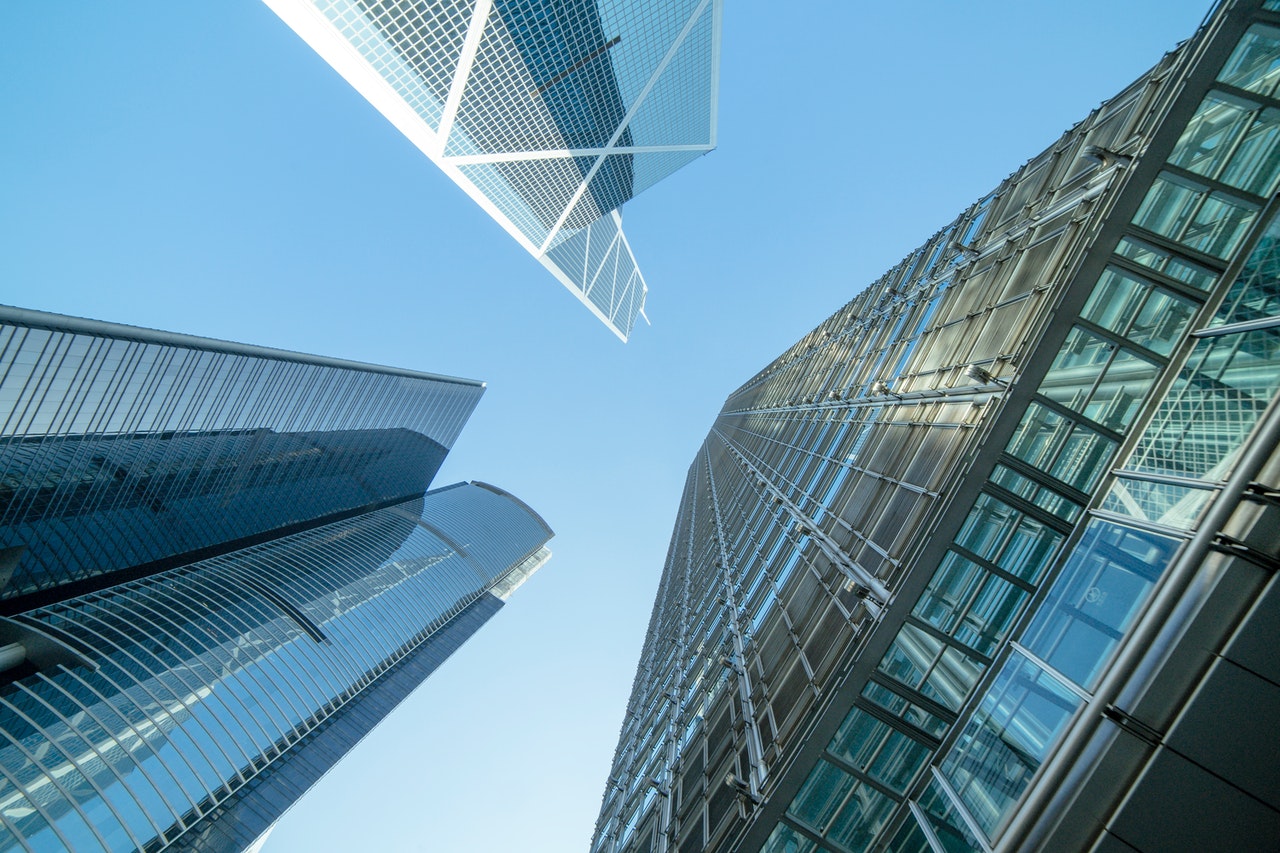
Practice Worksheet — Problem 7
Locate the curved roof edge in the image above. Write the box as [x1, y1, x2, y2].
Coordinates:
[469, 481, 555, 538]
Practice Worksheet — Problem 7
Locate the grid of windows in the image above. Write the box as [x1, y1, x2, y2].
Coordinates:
[597, 6, 1280, 851]
[272, 0, 721, 339]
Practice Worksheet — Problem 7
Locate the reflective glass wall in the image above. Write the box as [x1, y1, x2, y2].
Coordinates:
[0, 483, 552, 852]
[0, 307, 484, 604]
[593, 3, 1280, 851]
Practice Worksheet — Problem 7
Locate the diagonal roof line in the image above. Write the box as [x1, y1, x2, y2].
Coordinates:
[536, 0, 715, 255]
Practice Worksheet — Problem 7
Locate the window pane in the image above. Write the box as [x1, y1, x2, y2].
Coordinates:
[941, 655, 1082, 839]
[1218, 24, 1280, 97]
[1182, 192, 1257, 259]
[1130, 328, 1280, 480]
[1211, 213, 1280, 327]
[1100, 476, 1214, 529]
[826, 782, 897, 853]
[1023, 520, 1181, 689]
[1085, 346, 1161, 431]
[1221, 106, 1280, 196]
[1133, 174, 1200, 239]
[762, 822, 820, 853]
[788, 760, 854, 833]
[915, 778, 984, 853]
[1169, 92, 1253, 180]
[1113, 237, 1217, 292]
[1040, 328, 1113, 416]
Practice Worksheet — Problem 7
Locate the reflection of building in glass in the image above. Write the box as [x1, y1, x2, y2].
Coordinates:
[591, 4, 1280, 851]
[264, 0, 722, 341]
[0, 307, 553, 851]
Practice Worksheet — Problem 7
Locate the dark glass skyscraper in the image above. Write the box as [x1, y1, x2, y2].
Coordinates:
[592, 2, 1280, 851]
[0, 307, 553, 851]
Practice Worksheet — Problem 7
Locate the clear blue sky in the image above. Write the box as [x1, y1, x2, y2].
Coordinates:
[1, 2, 1211, 850]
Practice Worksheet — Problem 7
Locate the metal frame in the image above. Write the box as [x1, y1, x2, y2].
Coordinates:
[263, 0, 722, 340]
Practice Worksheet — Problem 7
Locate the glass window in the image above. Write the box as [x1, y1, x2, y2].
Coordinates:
[1133, 174, 1258, 259]
[1007, 403, 1118, 493]
[1170, 91, 1256, 181]
[826, 783, 897, 853]
[1221, 105, 1280, 196]
[1185, 191, 1259, 258]
[914, 551, 1028, 656]
[916, 778, 985, 853]
[862, 681, 950, 738]
[1100, 475, 1214, 530]
[955, 492, 1065, 584]
[828, 707, 930, 794]
[989, 464, 1082, 522]
[879, 623, 984, 711]
[762, 822, 820, 853]
[1113, 237, 1217, 292]
[941, 654, 1082, 839]
[1130, 327, 1280, 481]
[1040, 328, 1161, 431]
[1211, 213, 1280, 328]
[1023, 520, 1181, 689]
[788, 759, 855, 834]
[1218, 24, 1280, 98]
[1083, 267, 1197, 355]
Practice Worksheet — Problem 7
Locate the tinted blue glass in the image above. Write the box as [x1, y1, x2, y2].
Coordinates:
[1023, 520, 1180, 689]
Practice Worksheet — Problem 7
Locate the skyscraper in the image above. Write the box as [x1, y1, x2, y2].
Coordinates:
[0, 306, 553, 851]
[263, 0, 722, 341]
[591, 2, 1280, 851]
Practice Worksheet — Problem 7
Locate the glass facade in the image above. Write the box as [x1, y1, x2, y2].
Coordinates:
[0, 308, 483, 605]
[593, 3, 1280, 851]
[0, 309, 555, 851]
[0, 485, 552, 852]
[264, 0, 722, 340]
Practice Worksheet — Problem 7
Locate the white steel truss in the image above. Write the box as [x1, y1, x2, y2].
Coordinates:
[264, 0, 721, 341]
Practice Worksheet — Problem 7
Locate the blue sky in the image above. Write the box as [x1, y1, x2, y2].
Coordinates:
[1, 2, 1211, 850]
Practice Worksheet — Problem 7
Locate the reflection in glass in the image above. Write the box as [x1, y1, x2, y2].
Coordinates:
[1022, 520, 1180, 689]
[941, 655, 1081, 839]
